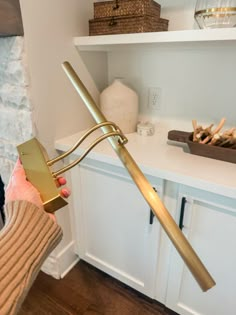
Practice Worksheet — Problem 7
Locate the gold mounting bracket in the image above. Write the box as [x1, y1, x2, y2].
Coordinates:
[17, 122, 127, 213]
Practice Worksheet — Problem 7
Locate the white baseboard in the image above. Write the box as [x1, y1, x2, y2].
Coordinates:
[41, 241, 80, 279]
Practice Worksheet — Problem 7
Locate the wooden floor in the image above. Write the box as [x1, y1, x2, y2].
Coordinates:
[19, 260, 179, 315]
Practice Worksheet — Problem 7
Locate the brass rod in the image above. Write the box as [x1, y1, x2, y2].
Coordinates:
[62, 61, 216, 292]
[47, 121, 123, 166]
[52, 130, 126, 177]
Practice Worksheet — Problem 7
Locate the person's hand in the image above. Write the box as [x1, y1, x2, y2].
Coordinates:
[6, 159, 70, 210]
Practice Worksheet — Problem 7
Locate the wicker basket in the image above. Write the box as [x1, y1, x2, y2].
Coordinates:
[94, 0, 161, 19]
[89, 15, 168, 36]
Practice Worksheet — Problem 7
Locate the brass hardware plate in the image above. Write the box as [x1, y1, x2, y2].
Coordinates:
[17, 138, 68, 213]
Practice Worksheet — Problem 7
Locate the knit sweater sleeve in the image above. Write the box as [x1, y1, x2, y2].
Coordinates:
[0, 200, 63, 315]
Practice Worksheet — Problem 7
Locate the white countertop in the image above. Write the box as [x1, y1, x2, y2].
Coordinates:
[55, 126, 236, 199]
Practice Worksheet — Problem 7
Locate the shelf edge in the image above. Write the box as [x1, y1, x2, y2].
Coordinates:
[74, 28, 236, 51]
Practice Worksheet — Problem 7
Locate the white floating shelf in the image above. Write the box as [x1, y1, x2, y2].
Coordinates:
[74, 28, 236, 51]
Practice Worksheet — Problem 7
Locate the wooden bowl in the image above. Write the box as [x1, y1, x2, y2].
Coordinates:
[168, 130, 236, 164]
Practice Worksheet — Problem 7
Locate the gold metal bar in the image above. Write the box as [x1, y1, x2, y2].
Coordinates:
[52, 130, 127, 177]
[62, 61, 216, 292]
[47, 121, 124, 166]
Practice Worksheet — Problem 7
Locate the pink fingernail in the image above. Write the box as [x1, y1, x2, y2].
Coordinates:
[58, 177, 67, 185]
[61, 188, 70, 197]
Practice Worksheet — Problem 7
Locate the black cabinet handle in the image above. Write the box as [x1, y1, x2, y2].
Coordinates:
[149, 187, 157, 225]
[149, 209, 155, 225]
[179, 197, 186, 230]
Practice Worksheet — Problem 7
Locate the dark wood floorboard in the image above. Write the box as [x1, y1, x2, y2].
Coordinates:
[19, 260, 179, 315]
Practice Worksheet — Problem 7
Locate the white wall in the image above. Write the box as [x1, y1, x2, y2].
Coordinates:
[19, 0, 97, 153]
[19, 0, 97, 277]
[108, 44, 236, 130]
[158, 0, 197, 31]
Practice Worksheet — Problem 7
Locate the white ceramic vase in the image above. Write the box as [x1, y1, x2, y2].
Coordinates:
[100, 79, 139, 134]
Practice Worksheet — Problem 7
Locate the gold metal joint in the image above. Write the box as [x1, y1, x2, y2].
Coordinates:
[114, 127, 128, 145]
[48, 121, 128, 177]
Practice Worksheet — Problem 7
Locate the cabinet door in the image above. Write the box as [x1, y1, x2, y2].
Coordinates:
[70, 159, 163, 298]
[166, 186, 236, 315]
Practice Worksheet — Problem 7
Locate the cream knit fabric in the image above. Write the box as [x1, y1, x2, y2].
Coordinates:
[0, 200, 63, 315]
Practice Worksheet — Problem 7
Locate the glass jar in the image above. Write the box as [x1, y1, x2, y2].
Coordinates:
[195, 0, 236, 28]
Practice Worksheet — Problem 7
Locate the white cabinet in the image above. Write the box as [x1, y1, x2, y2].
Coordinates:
[70, 157, 164, 298]
[166, 185, 236, 315]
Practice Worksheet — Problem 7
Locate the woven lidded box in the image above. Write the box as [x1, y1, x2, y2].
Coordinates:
[89, 15, 168, 36]
[94, 0, 161, 19]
